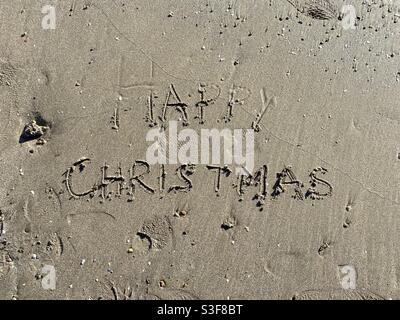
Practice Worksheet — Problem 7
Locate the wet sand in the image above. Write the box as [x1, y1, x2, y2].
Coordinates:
[0, 0, 398, 300]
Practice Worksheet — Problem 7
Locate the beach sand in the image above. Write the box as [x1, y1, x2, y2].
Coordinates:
[0, 0, 398, 300]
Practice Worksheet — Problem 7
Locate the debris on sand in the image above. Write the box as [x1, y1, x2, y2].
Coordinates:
[19, 120, 49, 143]
[221, 218, 236, 230]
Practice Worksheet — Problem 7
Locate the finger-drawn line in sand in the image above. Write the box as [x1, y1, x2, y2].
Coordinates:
[168, 164, 196, 193]
[305, 167, 333, 200]
[286, 0, 338, 20]
[236, 165, 268, 209]
[206, 165, 232, 195]
[100, 162, 125, 200]
[146, 91, 157, 127]
[0, 211, 4, 237]
[195, 83, 221, 124]
[111, 108, 120, 131]
[158, 164, 167, 194]
[251, 88, 276, 133]
[128, 160, 155, 201]
[117, 60, 159, 128]
[63, 157, 97, 199]
[271, 166, 305, 200]
[223, 85, 251, 123]
[161, 84, 190, 127]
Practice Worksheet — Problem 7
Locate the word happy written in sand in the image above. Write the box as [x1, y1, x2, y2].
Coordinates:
[63, 82, 333, 208]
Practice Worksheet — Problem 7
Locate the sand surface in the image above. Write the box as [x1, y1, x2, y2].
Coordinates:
[0, 0, 399, 300]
